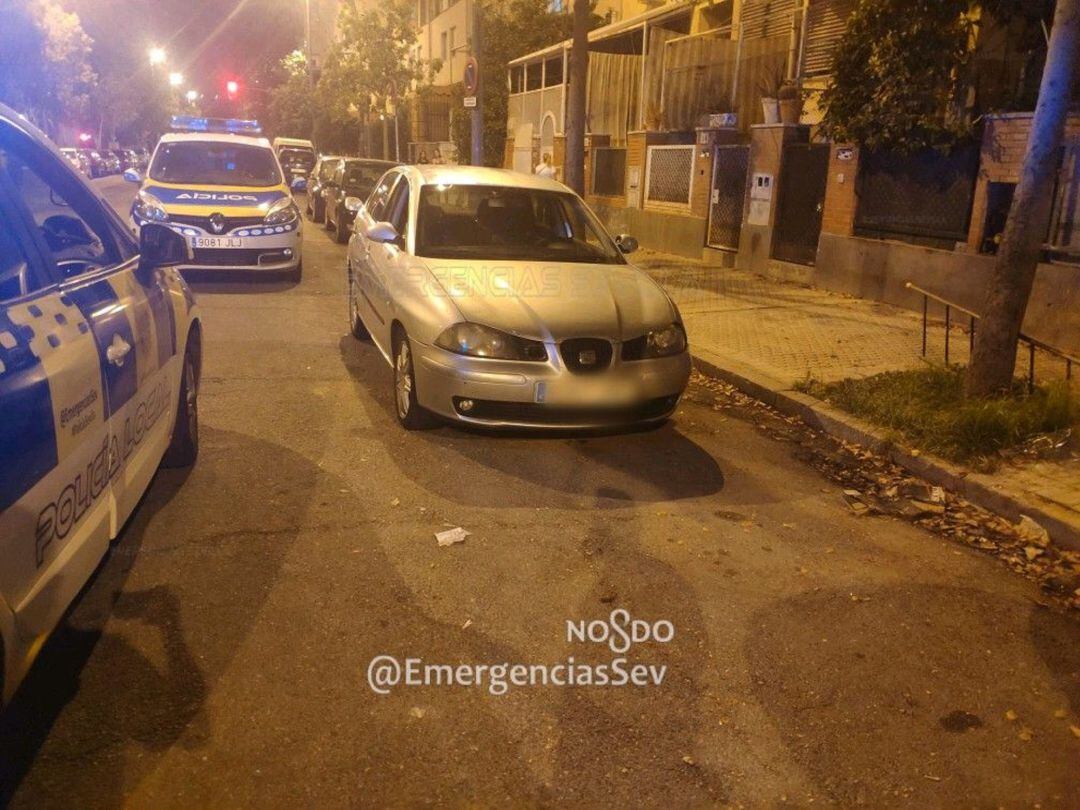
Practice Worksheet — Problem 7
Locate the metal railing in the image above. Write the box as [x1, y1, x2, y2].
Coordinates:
[906, 282, 1077, 392]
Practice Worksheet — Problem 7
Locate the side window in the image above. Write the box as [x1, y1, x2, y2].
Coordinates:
[0, 194, 42, 301]
[366, 173, 400, 222]
[0, 135, 126, 279]
[386, 180, 410, 239]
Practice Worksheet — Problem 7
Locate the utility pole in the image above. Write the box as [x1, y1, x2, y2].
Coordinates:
[966, 0, 1080, 396]
[470, 0, 483, 166]
[564, 0, 590, 194]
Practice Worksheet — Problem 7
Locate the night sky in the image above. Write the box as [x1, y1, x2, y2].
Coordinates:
[65, 0, 307, 95]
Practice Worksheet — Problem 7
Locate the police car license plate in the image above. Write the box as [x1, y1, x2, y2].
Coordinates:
[192, 236, 244, 249]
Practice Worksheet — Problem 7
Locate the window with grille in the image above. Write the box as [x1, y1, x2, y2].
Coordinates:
[645, 145, 694, 206]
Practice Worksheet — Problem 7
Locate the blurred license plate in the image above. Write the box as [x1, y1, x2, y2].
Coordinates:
[193, 236, 244, 249]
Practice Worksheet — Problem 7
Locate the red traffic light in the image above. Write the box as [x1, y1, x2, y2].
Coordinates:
[226, 80, 239, 97]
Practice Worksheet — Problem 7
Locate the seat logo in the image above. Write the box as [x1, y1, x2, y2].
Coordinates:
[209, 213, 226, 234]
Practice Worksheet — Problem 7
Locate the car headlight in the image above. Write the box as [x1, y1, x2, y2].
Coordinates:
[435, 322, 547, 361]
[621, 323, 687, 360]
[264, 197, 300, 225]
[132, 190, 168, 223]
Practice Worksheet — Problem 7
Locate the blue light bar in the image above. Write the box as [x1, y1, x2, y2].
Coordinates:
[169, 116, 263, 135]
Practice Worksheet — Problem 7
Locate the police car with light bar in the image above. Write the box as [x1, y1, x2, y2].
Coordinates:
[0, 102, 202, 705]
[125, 117, 303, 279]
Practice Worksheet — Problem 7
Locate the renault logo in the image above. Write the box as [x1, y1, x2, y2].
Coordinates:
[578, 349, 597, 366]
[208, 212, 226, 234]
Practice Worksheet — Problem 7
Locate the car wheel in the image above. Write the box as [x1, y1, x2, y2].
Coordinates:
[324, 207, 335, 231]
[335, 215, 349, 244]
[348, 269, 369, 340]
[393, 328, 436, 430]
[313, 199, 324, 224]
[285, 260, 302, 283]
[162, 336, 199, 467]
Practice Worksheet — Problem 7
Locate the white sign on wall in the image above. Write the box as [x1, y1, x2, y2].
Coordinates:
[747, 173, 774, 226]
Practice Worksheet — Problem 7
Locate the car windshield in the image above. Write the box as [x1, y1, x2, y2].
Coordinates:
[149, 141, 281, 187]
[279, 148, 315, 169]
[318, 159, 341, 182]
[343, 164, 387, 196]
[416, 184, 624, 264]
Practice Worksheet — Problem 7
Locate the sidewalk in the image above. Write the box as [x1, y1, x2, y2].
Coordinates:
[637, 250, 1080, 549]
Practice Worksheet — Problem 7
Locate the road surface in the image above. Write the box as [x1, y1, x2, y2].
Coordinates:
[1, 176, 1077, 807]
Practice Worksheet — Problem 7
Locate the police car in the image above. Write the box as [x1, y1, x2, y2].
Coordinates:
[125, 117, 303, 280]
[0, 102, 201, 705]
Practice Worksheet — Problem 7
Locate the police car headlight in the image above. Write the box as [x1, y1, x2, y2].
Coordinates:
[132, 190, 168, 223]
[264, 198, 299, 225]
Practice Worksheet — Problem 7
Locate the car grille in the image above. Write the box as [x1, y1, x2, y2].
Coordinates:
[191, 248, 291, 267]
[452, 396, 679, 426]
[170, 214, 266, 232]
[559, 338, 613, 375]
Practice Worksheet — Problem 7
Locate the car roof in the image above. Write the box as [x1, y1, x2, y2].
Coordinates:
[158, 132, 272, 148]
[405, 164, 570, 193]
[342, 158, 398, 168]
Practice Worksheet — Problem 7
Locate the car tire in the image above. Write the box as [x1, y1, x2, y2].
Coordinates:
[392, 327, 436, 430]
[285, 261, 302, 283]
[335, 215, 349, 244]
[348, 269, 370, 340]
[162, 335, 199, 467]
[324, 208, 336, 231]
[313, 200, 324, 224]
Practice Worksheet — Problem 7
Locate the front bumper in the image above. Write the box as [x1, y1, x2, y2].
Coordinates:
[412, 341, 692, 429]
[132, 217, 302, 271]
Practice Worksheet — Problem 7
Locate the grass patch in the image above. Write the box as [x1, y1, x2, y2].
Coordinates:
[796, 367, 1078, 463]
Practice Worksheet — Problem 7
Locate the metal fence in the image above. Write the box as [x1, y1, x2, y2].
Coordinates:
[645, 145, 695, 207]
[591, 147, 626, 197]
[854, 146, 980, 247]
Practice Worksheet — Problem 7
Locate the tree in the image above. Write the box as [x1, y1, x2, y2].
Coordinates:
[820, 0, 973, 152]
[966, 0, 1080, 396]
[0, 0, 95, 138]
[266, 51, 315, 140]
[450, 0, 591, 168]
[563, 0, 591, 193]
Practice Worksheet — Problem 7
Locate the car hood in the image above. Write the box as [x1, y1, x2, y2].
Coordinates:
[421, 259, 678, 342]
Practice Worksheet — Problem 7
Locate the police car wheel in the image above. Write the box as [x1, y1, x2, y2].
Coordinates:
[393, 327, 436, 430]
[348, 270, 369, 340]
[286, 261, 302, 283]
[162, 339, 199, 467]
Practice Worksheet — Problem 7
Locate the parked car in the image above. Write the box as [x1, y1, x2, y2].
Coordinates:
[59, 147, 90, 176]
[102, 151, 121, 174]
[0, 101, 202, 705]
[275, 140, 317, 188]
[78, 148, 107, 177]
[305, 155, 344, 224]
[113, 148, 139, 171]
[345, 165, 691, 430]
[133, 147, 150, 170]
[325, 158, 398, 243]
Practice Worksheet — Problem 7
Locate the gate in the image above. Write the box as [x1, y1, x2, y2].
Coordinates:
[707, 144, 750, 250]
[772, 143, 830, 265]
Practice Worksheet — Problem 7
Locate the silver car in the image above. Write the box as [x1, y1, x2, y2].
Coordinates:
[345, 165, 691, 429]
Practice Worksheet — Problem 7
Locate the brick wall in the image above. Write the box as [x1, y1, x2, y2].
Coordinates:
[820, 145, 859, 237]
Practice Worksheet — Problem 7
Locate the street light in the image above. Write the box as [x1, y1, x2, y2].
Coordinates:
[169, 72, 184, 87]
[185, 89, 199, 103]
[148, 46, 166, 66]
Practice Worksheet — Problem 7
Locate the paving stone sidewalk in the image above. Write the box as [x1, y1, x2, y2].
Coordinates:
[637, 250, 1080, 538]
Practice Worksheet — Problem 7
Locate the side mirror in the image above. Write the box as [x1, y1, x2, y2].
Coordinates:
[290, 176, 307, 192]
[615, 234, 639, 254]
[122, 168, 142, 183]
[344, 196, 363, 214]
[139, 223, 190, 268]
[365, 221, 399, 244]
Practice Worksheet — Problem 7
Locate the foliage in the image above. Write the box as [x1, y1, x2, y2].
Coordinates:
[0, 0, 95, 137]
[451, 0, 600, 167]
[798, 367, 1077, 463]
[315, 0, 437, 154]
[265, 51, 315, 140]
[819, 0, 974, 152]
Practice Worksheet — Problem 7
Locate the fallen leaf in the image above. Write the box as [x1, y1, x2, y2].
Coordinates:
[390, 497, 400, 507]
[1018, 727, 1033, 741]
[1070, 725, 1080, 739]
[462, 619, 472, 630]
[435, 527, 470, 547]
[1053, 709, 1067, 719]
[1005, 709, 1018, 722]
[410, 707, 426, 719]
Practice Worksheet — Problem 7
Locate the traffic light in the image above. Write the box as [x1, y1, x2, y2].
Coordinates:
[226, 79, 239, 99]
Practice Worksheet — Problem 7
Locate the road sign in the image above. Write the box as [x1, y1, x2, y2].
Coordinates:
[463, 96, 477, 108]
[463, 57, 479, 96]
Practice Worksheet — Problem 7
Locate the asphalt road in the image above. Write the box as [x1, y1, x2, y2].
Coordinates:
[1, 176, 1077, 807]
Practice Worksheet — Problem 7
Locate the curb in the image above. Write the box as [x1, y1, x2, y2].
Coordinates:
[690, 347, 1080, 553]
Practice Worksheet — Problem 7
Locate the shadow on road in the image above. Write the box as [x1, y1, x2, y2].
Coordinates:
[339, 336, 725, 507]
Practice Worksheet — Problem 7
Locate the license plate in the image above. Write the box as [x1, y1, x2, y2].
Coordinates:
[192, 236, 244, 249]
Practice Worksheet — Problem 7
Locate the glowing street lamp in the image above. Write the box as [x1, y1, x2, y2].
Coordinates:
[169, 72, 184, 87]
[185, 89, 199, 103]
[148, 46, 166, 66]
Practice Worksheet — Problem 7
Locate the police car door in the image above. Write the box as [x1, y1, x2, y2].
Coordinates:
[0, 124, 118, 641]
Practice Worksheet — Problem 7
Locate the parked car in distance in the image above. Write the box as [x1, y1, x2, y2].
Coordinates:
[59, 147, 90, 176]
[273, 137, 317, 189]
[345, 165, 690, 430]
[325, 158, 398, 243]
[305, 155, 344, 224]
[113, 148, 139, 171]
[78, 148, 107, 177]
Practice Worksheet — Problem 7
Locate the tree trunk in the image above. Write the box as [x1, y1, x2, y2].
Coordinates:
[564, 0, 590, 194]
[965, 0, 1080, 397]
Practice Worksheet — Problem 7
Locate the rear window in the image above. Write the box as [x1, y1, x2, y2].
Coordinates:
[279, 148, 316, 169]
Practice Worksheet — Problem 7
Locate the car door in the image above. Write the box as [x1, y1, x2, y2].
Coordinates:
[353, 171, 401, 354]
[0, 124, 119, 643]
[326, 165, 343, 226]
